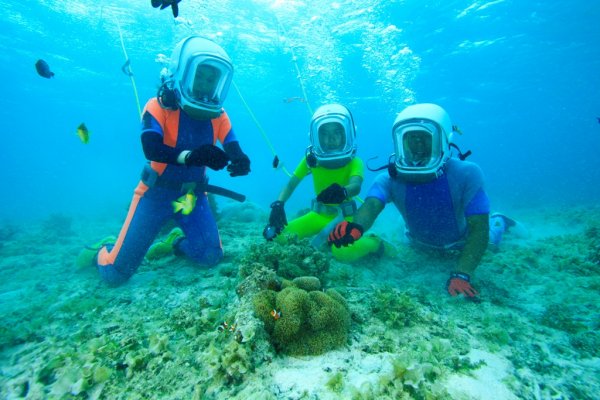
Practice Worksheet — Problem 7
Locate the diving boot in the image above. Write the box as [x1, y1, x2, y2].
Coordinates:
[375, 236, 399, 259]
[76, 236, 116, 269]
[490, 213, 516, 232]
[146, 228, 184, 261]
[490, 212, 530, 239]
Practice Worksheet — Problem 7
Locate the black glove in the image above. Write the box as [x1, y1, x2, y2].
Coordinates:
[317, 183, 348, 204]
[263, 201, 287, 240]
[224, 141, 251, 177]
[227, 153, 251, 177]
[185, 144, 229, 170]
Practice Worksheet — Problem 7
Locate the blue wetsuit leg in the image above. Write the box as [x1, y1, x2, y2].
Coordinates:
[97, 189, 172, 285]
[175, 194, 223, 266]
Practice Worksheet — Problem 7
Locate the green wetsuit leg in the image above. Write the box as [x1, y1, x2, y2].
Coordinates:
[276, 211, 336, 242]
[331, 234, 382, 263]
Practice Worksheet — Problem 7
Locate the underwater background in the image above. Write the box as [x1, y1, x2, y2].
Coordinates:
[1, 0, 600, 399]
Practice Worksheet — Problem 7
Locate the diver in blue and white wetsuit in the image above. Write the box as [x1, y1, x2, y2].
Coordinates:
[328, 103, 514, 300]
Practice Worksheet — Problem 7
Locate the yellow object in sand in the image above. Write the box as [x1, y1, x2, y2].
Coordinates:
[76, 123, 90, 144]
[172, 191, 197, 215]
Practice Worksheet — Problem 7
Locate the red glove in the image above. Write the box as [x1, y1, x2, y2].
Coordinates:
[328, 221, 363, 248]
[446, 272, 479, 298]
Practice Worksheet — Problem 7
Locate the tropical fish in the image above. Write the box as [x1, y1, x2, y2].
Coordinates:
[283, 96, 306, 103]
[452, 124, 463, 135]
[270, 309, 281, 320]
[76, 123, 90, 144]
[151, 0, 182, 18]
[172, 191, 196, 215]
[35, 59, 54, 78]
[217, 321, 237, 333]
[121, 59, 133, 77]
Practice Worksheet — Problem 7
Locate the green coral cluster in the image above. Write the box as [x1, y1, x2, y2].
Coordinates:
[349, 354, 453, 400]
[239, 238, 329, 281]
[253, 277, 350, 355]
[540, 303, 588, 334]
[584, 222, 600, 267]
[235, 263, 280, 298]
[371, 287, 427, 329]
[199, 339, 253, 391]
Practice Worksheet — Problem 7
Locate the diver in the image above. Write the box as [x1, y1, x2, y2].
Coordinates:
[327, 103, 521, 299]
[78, 36, 250, 286]
[263, 103, 384, 261]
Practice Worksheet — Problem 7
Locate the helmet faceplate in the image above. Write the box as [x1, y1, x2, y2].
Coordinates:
[308, 104, 357, 169]
[392, 103, 454, 182]
[167, 36, 233, 119]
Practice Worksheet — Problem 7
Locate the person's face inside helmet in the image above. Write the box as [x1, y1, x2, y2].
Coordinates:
[318, 122, 346, 152]
[192, 64, 220, 102]
[403, 130, 432, 166]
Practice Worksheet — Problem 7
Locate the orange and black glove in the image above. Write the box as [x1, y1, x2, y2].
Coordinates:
[446, 272, 479, 298]
[328, 221, 363, 248]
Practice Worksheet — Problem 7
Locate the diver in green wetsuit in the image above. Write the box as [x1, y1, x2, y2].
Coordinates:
[263, 104, 379, 262]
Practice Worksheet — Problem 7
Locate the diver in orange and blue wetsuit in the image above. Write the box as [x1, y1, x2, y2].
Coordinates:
[81, 36, 250, 286]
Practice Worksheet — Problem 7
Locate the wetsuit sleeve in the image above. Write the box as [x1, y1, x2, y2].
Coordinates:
[292, 158, 310, 180]
[465, 188, 490, 216]
[365, 173, 393, 204]
[213, 111, 236, 145]
[349, 157, 365, 178]
[462, 163, 490, 216]
[140, 111, 181, 164]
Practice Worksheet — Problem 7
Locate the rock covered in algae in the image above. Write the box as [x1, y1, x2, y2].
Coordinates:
[239, 238, 329, 282]
[253, 280, 350, 355]
[282, 276, 322, 291]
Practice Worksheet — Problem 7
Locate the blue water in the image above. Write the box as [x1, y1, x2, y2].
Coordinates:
[2, 0, 599, 222]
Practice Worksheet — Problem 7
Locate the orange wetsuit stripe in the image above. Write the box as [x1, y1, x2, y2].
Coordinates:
[97, 182, 149, 266]
[211, 111, 231, 144]
[143, 98, 180, 173]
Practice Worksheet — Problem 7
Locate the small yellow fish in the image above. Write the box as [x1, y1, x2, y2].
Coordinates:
[76, 123, 89, 144]
[172, 191, 197, 215]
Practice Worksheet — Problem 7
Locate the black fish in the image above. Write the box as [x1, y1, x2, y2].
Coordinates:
[121, 59, 133, 77]
[35, 59, 54, 78]
[151, 0, 181, 18]
[597, 117, 600, 124]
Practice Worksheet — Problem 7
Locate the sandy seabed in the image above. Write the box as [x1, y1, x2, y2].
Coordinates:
[0, 202, 599, 399]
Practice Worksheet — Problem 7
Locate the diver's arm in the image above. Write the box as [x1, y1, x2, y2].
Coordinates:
[344, 176, 363, 198]
[277, 176, 301, 203]
[352, 197, 385, 231]
[456, 214, 489, 275]
[141, 131, 182, 164]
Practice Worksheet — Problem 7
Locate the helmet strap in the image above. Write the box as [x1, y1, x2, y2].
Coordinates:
[157, 82, 179, 110]
[305, 146, 317, 168]
[449, 143, 472, 161]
